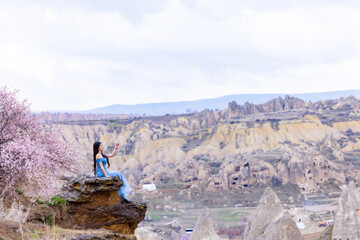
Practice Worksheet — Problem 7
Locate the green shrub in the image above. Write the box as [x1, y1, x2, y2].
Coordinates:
[15, 188, 22, 194]
[48, 196, 68, 206]
[35, 196, 68, 207]
[41, 214, 53, 225]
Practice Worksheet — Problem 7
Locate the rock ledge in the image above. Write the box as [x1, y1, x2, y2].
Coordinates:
[58, 175, 147, 235]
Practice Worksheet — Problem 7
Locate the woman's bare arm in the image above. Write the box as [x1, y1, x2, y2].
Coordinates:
[98, 161, 110, 178]
[106, 140, 120, 158]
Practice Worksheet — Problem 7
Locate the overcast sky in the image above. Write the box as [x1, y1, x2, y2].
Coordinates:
[1, 0, 360, 111]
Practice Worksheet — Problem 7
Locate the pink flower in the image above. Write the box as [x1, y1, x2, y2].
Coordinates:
[0, 87, 79, 198]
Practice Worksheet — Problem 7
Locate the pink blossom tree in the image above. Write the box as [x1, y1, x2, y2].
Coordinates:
[0, 87, 77, 197]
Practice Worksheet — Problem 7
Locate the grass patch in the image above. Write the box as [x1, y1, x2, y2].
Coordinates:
[148, 214, 162, 221]
[39, 214, 53, 225]
[44, 214, 52, 225]
[35, 196, 68, 207]
[212, 209, 240, 222]
[147, 210, 180, 222]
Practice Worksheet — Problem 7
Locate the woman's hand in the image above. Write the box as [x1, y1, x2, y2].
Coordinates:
[107, 140, 120, 158]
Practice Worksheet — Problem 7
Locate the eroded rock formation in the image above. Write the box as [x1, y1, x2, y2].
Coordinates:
[190, 209, 221, 240]
[332, 181, 360, 240]
[226, 95, 360, 121]
[257, 212, 304, 240]
[135, 226, 165, 240]
[243, 187, 303, 240]
[226, 96, 306, 121]
[47, 96, 360, 198]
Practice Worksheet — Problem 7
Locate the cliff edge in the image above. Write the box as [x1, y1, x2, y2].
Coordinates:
[58, 175, 147, 234]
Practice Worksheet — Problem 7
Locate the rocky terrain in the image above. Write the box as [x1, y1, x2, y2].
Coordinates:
[1, 95, 359, 239]
[46, 96, 360, 200]
[0, 176, 146, 240]
[243, 187, 303, 240]
[332, 181, 360, 240]
[30, 95, 360, 239]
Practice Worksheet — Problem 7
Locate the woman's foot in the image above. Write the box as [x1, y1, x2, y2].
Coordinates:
[122, 198, 132, 204]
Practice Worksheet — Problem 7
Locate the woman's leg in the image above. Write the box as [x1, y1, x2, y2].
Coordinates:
[107, 170, 132, 199]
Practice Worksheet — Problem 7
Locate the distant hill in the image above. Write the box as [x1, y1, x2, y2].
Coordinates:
[76, 89, 360, 115]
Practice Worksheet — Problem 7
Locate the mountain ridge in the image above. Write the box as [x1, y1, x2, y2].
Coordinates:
[75, 89, 360, 115]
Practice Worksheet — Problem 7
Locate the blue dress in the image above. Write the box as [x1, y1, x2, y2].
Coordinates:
[94, 157, 132, 199]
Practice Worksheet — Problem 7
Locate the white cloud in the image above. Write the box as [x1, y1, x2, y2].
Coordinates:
[0, 0, 360, 111]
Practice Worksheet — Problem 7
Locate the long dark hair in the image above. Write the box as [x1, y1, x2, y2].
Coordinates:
[93, 141, 110, 174]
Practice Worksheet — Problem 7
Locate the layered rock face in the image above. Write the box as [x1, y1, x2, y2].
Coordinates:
[58, 176, 147, 234]
[47, 96, 360, 196]
[190, 210, 221, 240]
[332, 181, 360, 240]
[243, 187, 303, 240]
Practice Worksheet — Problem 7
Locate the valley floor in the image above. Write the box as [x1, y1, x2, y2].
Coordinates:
[137, 194, 338, 239]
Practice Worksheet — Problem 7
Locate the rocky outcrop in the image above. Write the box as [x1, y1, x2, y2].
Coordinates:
[190, 210, 221, 240]
[243, 187, 303, 240]
[226, 95, 360, 121]
[286, 146, 345, 192]
[257, 212, 304, 240]
[226, 96, 306, 120]
[165, 220, 186, 240]
[243, 188, 284, 240]
[58, 176, 147, 235]
[134, 220, 185, 240]
[135, 226, 165, 240]
[332, 181, 360, 240]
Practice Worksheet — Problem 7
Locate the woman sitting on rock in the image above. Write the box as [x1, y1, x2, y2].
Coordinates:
[93, 141, 132, 203]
